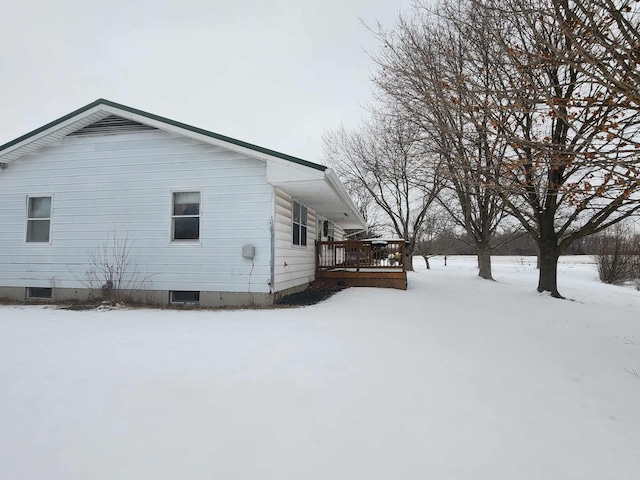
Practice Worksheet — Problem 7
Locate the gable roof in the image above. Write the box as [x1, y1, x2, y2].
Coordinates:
[0, 99, 367, 230]
[0, 98, 326, 171]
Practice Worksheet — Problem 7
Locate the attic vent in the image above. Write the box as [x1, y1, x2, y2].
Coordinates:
[67, 115, 158, 137]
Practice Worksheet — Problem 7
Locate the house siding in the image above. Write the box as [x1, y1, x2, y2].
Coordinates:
[273, 188, 316, 293]
[316, 214, 345, 242]
[0, 130, 273, 295]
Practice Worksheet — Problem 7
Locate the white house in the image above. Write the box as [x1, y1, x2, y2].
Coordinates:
[0, 99, 367, 306]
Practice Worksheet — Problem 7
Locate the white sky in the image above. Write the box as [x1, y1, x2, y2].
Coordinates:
[0, 0, 414, 163]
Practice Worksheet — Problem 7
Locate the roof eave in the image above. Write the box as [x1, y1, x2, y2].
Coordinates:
[0, 99, 328, 173]
[324, 168, 368, 230]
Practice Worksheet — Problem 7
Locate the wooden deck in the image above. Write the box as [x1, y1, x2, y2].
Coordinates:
[316, 240, 408, 290]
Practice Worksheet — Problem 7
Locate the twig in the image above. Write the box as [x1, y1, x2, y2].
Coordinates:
[624, 368, 640, 380]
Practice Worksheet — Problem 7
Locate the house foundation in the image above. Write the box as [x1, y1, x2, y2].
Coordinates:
[0, 286, 291, 308]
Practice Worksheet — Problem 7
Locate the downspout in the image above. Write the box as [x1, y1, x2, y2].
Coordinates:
[269, 189, 275, 294]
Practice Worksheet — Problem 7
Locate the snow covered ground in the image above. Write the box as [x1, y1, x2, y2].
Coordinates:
[1, 256, 639, 480]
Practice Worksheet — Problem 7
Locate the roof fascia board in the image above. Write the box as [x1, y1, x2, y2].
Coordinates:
[97, 100, 326, 172]
[0, 103, 106, 160]
[325, 168, 368, 229]
[0, 99, 327, 173]
[105, 105, 323, 175]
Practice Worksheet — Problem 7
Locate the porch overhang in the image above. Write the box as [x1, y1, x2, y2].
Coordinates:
[268, 168, 367, 230]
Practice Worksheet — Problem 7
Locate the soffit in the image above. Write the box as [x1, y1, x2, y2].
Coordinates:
[271, 179, 365, 230]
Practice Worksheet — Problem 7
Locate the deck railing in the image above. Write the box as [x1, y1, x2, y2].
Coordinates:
[316, 240, 406, 272]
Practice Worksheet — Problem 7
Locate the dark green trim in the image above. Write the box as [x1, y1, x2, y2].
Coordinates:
[0, 99, 106, 153]
[0, 99, 327, 171]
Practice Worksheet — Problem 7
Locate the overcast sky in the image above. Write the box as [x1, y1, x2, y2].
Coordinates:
[0, 0, 414, 163]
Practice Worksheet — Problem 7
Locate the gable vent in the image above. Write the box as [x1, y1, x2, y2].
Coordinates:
[67, 115, 158, 137]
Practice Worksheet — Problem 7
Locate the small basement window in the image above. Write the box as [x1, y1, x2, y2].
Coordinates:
[170, 291, 200, 304]
[27, 287, 52, 299]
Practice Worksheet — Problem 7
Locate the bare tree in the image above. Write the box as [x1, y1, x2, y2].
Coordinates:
[475, 0, 640, 297]
[589, 222, 640, 284]
[73, 230, 154, 302]
[553, 0, 639, 119]
[369, 0, 514, 280]
[339, 175, 385, 239]
[414, 208, 454, 269]
[324, 109, 442, 270]
[366, 0, 640, 295]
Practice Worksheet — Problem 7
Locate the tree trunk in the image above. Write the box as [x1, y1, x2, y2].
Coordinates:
[477, 246, 494, 280]
[537, 214, 563, 297]
[422, 255, 431, 270]
[537, 242, 562, 298]
[405, 251, 414, 271]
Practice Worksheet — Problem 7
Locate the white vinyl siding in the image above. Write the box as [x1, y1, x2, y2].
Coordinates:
[0, 129, 272, 293]
[273, 188, 316, 292]
[316, 216, 344, 242]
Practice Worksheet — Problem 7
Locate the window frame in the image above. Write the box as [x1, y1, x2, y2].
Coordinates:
[26, 195, 53, 244]
[27, 287, 53, 300]
[170, 290, 201, 304]
[292, 200, 308, 247]
[170, 190, 202, 244]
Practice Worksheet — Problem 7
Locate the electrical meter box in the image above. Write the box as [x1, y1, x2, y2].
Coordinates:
[242, 244, 255, 259]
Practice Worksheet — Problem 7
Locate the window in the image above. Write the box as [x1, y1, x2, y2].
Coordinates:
[27, 196, 52, 243]
[170, 291, 200, 304]
[292, 201, 307, 246]
[172, 192, 200, 240]
[27, 287, 52, 299]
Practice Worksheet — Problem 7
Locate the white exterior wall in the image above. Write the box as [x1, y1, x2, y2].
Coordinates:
[315, 214, 345, 242]
[0, 130, 274, 294]
[315, 214, 346, 265]
[273, 188, 316, 293]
